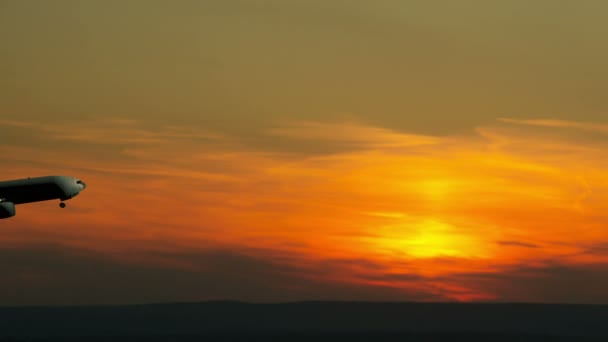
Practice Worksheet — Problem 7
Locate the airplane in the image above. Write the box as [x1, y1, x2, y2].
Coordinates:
[0, 176, 87, 219]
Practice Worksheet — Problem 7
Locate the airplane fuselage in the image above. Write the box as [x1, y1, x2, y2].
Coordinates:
[0, 176, 87, 218]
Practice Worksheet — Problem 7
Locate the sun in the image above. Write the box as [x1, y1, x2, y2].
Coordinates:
[371, 219, 491, 260]
[404, 220, 480, 258]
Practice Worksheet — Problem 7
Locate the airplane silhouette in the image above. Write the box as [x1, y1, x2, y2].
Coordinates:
[0, 176, 87, 219]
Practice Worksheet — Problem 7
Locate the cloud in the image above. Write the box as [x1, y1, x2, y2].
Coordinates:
[497, 241, 540, 249]
[0, 245, 440, 306]
[450, 262, 608, 304]
[267, 121, 442, 149]
[0, 118, 224, 146]
[499, 117, 608, 134]
[581, 243, 608, 257]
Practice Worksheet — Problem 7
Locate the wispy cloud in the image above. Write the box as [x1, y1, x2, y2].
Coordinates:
[497, 240, 540, 249]
[499, 117, 608, 134]
[0, 118, 224, 145]
[268, 121, 441, 149]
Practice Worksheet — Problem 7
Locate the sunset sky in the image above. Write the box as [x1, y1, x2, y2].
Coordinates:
[2, 0, 608, 305]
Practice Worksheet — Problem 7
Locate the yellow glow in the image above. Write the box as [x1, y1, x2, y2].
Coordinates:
[419, 179, 454, 202]
[372, 219, 491, 260]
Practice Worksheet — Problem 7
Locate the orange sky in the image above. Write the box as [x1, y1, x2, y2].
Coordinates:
[2, 117, 608, 304]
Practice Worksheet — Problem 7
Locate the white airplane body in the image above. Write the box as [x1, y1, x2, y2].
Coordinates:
[0, 176, 87, 219]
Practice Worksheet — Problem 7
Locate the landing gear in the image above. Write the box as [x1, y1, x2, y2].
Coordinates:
[59, 202, 66, 208]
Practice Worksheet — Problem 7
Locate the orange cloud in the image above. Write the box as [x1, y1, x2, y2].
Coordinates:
[2, 118, 608, 302]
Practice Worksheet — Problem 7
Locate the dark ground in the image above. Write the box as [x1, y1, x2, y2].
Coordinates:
[0, 332, 604, 342]
[1, 301, 607, 341]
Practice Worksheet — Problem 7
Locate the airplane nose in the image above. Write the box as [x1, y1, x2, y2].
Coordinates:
[77, 180, 87, 190]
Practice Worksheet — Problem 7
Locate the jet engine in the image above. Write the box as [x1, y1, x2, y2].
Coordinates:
[0, 200, 16, 219]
